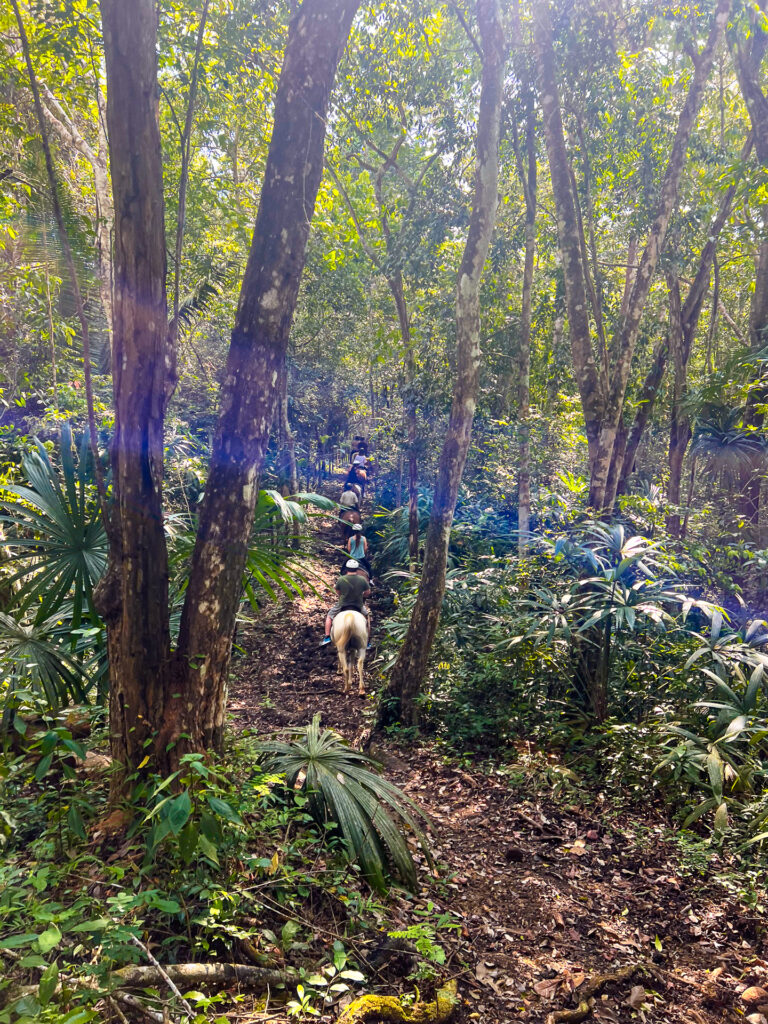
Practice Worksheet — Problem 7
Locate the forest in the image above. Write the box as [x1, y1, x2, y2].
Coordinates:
[1, 0, 768, 1021]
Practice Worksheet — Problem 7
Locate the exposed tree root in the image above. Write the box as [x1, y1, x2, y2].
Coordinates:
[113, 962, 296, 990]
[336, 979, 458, 1023]
[545, 965, 642, 1024]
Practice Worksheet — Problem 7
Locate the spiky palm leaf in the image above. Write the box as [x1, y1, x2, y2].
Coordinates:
[0, 426, 107, 627]
[257, 715, 431, 892]
[690, 409, 766, 485]
[0, 610, 89, 724]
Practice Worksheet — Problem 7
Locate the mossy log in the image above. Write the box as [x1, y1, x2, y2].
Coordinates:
[336, 979, 458, 1023]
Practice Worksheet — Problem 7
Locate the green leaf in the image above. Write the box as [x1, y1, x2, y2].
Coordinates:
[36, 924, 61, 954]
[38, 962, 59, 1006]
[281, 920, 301, 946]
[178, 821, 199, 864]
[197, 833, 220, 865]
[714, 802, 729, 833]
[167, 791, 192, 835]
[207, 795, 242, 825]
[0, 933, 38, 949]
[58, 1009, 98, 1024]
[34, 753, 53, 781]
[68, 918, 111, 933]
[654, 935, 663, 952]
[67, 803, 86, 840]
[149, 897, 181, 915]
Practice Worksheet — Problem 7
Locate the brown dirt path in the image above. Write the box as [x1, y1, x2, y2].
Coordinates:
[229, 511, 768, 1024]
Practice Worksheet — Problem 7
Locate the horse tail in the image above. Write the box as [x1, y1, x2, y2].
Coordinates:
[334, 610, 366, 652]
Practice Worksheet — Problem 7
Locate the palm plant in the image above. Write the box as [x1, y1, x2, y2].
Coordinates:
[257, 715, 431, 892]
[690, 408, 766, 487]
[536, 525, 684, 720]
[0, 611, 89, 724]
[0, 426, 107, 628]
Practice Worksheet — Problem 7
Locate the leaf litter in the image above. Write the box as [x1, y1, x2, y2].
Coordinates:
[230, 520, 767, 1023]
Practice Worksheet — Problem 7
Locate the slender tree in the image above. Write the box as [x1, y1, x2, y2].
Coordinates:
[382, 0, 505, 727]
[729, 2, 768, 532]
[513, 85, 537, 555]
[95, 0, 172, 785]
[534, 0, 732, 511]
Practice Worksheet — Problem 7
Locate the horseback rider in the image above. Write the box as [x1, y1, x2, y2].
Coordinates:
[346, 523, 368, 567]
[339, 483, 360, 510]
[321, 559, 371, 646]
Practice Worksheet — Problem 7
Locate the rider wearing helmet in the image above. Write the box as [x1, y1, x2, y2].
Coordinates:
[320, 559, 371, 647]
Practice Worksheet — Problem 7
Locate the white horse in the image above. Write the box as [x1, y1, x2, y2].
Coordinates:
[330, 609, 368, 695]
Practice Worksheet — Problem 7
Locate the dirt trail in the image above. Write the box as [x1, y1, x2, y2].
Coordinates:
[229, 506, 767, 1024]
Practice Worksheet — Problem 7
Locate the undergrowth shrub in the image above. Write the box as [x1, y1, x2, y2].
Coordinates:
[0, 730, 390, 1023]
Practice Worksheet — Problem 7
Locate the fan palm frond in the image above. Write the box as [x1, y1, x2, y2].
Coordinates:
[257, 715, 431, 892]
[690, 411, 766, 484]
[0, 610, 89, 725]
[0, 425, 107, 627]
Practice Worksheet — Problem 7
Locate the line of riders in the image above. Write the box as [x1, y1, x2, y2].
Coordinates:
[321, 440, 373, 650]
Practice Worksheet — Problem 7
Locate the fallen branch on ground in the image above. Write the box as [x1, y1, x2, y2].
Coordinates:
[545, 965, 642, 1024]
[113, 963, 297, 990]
[336, 978, 458, 1023]
[128, 934, 194, 1017]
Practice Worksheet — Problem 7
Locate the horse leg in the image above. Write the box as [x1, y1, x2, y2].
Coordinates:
[337, 648, 349, 693]
[357, 651, 365, 696]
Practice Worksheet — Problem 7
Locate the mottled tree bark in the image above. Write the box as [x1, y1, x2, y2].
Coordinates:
[381, 0, 505, 728]
[175, 0, 361, 751]
[615, 340, 669, 497]
[96, 0, 172, 782]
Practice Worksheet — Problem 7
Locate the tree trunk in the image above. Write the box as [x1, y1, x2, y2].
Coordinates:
[175, 0, 361, 751]
[536, 0, 731, 511]
[603, 416, 627, 510]
[392, 273, 420, 567]
[730, 19, 768, 532]
[381, 0, 505, 728]
[586, 0, 731, 510]
[515, 89, 537, 555]
[96, 0, 172, 781]
[612, 148, 742, 504]
[534, 1, 603, 470]
[666, 273, 690, 537]
[615, 340, 669, 497]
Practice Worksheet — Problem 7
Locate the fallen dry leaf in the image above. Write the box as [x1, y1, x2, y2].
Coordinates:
[534, 977, 560, 1000]
[742, 987, 768, 1005]
[627, 985, 646, 1008]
